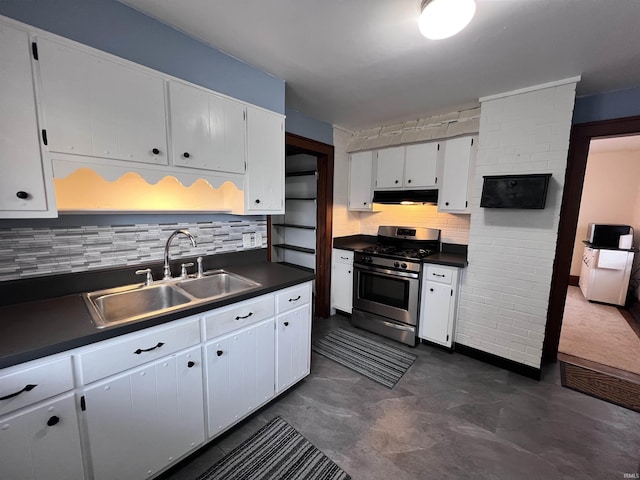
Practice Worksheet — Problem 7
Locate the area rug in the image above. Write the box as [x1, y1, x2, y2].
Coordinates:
[559, 287, 640, 374]
[196, 416, 350, 480]
[312, 328, 417, 388]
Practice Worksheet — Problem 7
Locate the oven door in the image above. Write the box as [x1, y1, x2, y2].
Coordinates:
[353, 264, 420, 326]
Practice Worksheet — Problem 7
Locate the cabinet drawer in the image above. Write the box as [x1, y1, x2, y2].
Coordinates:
[205, 294, 274, 340]
[333, 249, 353, 265]
[276, 283, 311, 313]
[79, 318, 200, 384]
[0, 356, 74, 417]
[424, 266, 453, 285]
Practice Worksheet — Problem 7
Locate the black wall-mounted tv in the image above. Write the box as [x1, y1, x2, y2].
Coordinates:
[480, 174, 552, 209]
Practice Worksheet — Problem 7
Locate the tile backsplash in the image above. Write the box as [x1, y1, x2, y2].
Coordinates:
[0, 218, 267, 282]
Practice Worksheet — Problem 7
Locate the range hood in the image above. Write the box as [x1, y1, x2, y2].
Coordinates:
[372, 189, 438, 205]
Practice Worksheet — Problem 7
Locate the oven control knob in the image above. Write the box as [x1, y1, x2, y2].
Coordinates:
[394, 261, 400, 268]
[367, 257, 373, 263]
[401, 263, 407, 269]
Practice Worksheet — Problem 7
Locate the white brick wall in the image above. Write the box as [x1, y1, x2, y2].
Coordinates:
[457, 79, 578, 369]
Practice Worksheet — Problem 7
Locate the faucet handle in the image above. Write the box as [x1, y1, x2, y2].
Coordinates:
[135, 268, 153, 286]
[196, 256, 204, 278]
[180, 262, 194, 279]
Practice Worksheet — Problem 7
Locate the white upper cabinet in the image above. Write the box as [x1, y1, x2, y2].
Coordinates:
[438, 135, 477, 213]
[376, 142, 440, 190]
[348, 151, 374, 211]
[37, 37, 168, 165]
[375, 146, 405, 188]
[245, 106, 285, 213]
[169, 81, 246, 174]
[404, 142, 439, 188]
[0, 22, 56, 218]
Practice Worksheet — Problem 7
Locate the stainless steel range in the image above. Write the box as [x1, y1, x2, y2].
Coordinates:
[352, 226, 440, 346]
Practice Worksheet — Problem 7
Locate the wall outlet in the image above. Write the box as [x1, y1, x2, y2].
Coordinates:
[255, 232, 262, 246]
[242, 233, 251, 248]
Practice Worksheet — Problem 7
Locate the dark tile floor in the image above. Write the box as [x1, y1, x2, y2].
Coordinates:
[161, 315, 640, 480]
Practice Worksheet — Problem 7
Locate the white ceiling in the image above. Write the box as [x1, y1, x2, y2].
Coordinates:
[119, 0, 640, 131]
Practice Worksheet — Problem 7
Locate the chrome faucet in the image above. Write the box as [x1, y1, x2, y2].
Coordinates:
[163, 229, 197, 280]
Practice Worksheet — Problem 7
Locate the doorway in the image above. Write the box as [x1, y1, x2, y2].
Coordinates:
[543, 115, 640, 362]
[268, 132, 334, 318]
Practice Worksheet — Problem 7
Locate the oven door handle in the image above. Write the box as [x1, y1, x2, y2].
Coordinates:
[354, 264, 419, 279]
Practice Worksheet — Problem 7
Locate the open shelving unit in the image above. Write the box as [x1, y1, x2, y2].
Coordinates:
[271, 155, 318, 271]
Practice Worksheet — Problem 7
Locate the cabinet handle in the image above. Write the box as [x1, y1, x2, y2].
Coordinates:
[152, 148, 160, 155]
[0, 383, 37, 401]
[187, 361, 195, 368]
[284, 322, 289, 327]
[407, 179, 412, 184]
[348, 270, 351, 274]
[432, 273, 445, 277]
[16, 191, 29, 200]
[445, 202, 449, 206]
[394, 180, 399, 184]
[133, 342, 164, 354]
[183, 152, 190, 158]
[216, 350, 223, 357]
[255, 199, 261, 204]
[430, 288, 434, 292]
[363, 202, 367, 205]
[288, 295, 301, 302]
[46, 416, 60, 427]
[340, 256, 349, 260]
[235, 312, 253, 320]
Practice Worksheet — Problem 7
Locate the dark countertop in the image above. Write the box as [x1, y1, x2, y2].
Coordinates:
[0, 262, 314, 370]
[582, 240, 638, 252]
[333, 235, 468, 268]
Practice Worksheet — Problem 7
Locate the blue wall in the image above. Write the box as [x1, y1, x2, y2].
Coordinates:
[285, 108, 334, 145]
[0, 0, 284, 114]
[573, 87, 640, 125]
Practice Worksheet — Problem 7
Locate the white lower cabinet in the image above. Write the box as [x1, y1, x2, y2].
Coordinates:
[331, 248, 354, 313]
[84, 347, 204, 480]
[206, 318, 275, 437]
[0, 393, 84, 480]
[276, 305, 311, 393]
[419, 265, 460, 348]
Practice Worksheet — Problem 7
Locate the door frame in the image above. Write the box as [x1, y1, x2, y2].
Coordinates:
[543, 114, 640, 361]
[268, 132, 334, 318]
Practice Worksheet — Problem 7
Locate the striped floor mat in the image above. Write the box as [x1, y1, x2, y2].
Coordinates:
[312, 328, 418, 388]
[196, 416, 350, 480]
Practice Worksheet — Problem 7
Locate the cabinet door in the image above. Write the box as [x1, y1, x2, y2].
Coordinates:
[276, 305, 311, 393]
[246, 107, 284, 213]
[84, 347, 204, 480]
[0, 393, 84, 480]
[348, 151, 374, 210]
[37, 37, 168, 165]
[375, 146, 404, 189]
[419, 281, 454, 347]
[206, 319, 275, 437]
[438, 136, 476, 212]
[404, 142, 439, 188]
[169, 82, 246, 174]
[331, 261, 353, 313]
[0, 23, 54, 216]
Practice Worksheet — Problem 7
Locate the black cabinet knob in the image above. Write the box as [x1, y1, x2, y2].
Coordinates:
[183, 152, 190, 158]
[255, 199, 261, 204]
[394, 180, 399, 184]
[284, 322, 289, 327]
[187, 361, 195, 368]
[16, 191, 29, 199]
[47, 416, 60, 427]
[445, 202, 449, 206]
[363, 202, 367, 205]
[216, 350, 223, 357]
[152, 148, 160, 155]
[407, 179, 412, 184]
[430, 288, 434, 292]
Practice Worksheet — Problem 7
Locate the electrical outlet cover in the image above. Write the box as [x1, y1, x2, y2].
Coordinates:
[242, 233, 251, 248]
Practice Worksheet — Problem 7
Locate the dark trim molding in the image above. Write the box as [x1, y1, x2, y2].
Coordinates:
[568, 275, 579, 287]
[282, 132, 335, 318]
[543, 115, 640, 363]
[455, 343, 542, 380]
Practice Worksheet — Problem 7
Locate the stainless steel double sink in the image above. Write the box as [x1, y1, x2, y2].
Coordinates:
[83, 270, 261, 328]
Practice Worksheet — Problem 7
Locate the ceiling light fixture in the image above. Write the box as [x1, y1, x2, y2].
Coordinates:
[419, 0, 476, 40]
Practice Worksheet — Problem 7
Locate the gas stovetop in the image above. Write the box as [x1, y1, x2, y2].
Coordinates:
[360, 244, 435, 260]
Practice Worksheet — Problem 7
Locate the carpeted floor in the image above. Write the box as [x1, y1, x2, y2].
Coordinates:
[559, 286, 640, 375]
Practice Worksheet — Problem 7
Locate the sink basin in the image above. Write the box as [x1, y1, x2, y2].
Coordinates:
[175, 270, 261, 299]
[85, 284, 192, 328]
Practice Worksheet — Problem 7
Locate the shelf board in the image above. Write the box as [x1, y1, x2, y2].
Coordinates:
[285, 170, 317, 177]
[272, 223, 317, 230]
[272, 244, 315, 254]
[285, 197, 316, 201]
